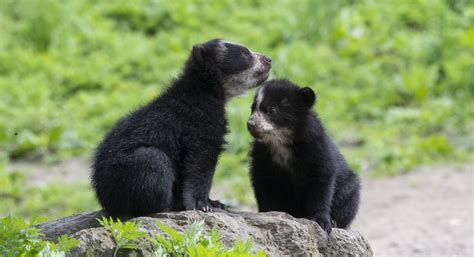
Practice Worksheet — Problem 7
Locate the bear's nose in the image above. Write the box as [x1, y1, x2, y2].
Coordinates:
[247, 120, 256, 131]
[263, 56, 272, 64]
[247, 119, 262, 138]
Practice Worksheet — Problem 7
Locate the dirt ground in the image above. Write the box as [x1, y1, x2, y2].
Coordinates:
[10, 160, 473, 256]
[354, 164, 473, 257]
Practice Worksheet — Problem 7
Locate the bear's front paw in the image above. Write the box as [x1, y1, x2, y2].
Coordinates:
[195, 198, 213, 212]
[312, 216, 332, 235]
[184, 197, 213, 212]
[208, 198, 226, 209]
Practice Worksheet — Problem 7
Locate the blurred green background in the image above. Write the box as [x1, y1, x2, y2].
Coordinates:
[0, 0, 472, 220]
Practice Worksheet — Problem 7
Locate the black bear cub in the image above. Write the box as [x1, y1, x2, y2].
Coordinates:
[92, 39, 272, 217]
[247, 79, 360, 234]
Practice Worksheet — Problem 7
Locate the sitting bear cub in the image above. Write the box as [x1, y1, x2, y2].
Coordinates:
[92, 39, 272, 217]
[247, 79, 360, 234]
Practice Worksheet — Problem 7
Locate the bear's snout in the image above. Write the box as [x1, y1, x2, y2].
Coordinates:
[247, 118, 262, 139]
[259, 55, 272, 71]
[247, 119, 258, 136]
[262, 56, 272, 64]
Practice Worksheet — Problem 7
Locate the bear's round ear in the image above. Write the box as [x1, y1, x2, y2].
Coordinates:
[298, 87, 316, 109]
[192, 44, 206, 64]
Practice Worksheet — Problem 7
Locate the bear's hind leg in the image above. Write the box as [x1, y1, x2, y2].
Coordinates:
[95, 147, 175, 217]
[331, 172, 360, 229]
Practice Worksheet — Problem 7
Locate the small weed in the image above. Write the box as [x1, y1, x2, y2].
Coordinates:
[98, 216, 147, 257]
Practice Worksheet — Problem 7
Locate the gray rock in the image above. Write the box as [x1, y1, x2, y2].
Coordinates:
[37, 210, 372, 256]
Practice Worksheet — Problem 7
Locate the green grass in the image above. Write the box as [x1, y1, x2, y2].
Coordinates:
[0, 157, 99, 220]
[0, 0, 473, 218]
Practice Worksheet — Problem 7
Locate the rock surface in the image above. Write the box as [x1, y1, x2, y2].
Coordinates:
[37, 210, 372, 256]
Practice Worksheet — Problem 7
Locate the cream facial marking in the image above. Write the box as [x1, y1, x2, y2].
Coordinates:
[255, 86, 264, 110]
[219, 40, 271, 99]
[250, 86, 293, 167]
[222, 53, 268, 98]
[250, 86, 274, 132]
[263, 128, 293, 167]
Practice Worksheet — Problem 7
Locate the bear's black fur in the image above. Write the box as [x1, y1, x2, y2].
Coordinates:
[91, 39, 271, 217]
[247, 79, 360, 234]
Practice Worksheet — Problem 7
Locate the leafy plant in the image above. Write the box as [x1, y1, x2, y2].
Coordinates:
[97, 217, 267, 256]
[151, 220, 266, 256]
[0, 216, 78, 257]
[98, 216, 147, 257]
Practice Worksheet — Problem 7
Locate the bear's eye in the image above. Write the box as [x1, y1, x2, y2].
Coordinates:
[269, 107, 277, 114]
[243, 48, 251, 56]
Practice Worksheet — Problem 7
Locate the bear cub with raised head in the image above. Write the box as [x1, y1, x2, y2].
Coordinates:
[247, 79, 360, 234]
[92, 39, 272, 217]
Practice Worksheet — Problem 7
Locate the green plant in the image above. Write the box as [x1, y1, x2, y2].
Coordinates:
[0, 216, 78, 257]
[151, 220, 266, 257]
[98, 216, 147, 257]
[97, 217, 266, 256]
